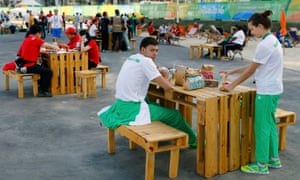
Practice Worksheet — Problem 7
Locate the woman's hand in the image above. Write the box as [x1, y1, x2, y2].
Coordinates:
[219, 83, 234, 92]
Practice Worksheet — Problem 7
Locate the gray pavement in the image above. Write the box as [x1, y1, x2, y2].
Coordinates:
[0, 32, 299, 180]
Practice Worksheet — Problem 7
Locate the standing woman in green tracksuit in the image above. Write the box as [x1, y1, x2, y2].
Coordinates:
[219, 10, 283, 175]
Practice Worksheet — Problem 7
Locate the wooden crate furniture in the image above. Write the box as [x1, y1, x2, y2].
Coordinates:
[147, 83, 297, 178]
[91, 64, 110, 88]
[201, 43, 222, 59]
[107, 121, 189, 180]
[275, 108, 297, 150]
[41, 52, 88, 95]
[129, 38, 137, 50]
[75, 70, 99, 99]
[147, 83, 257, 178]
[3, 70, 40, 99]
[189, 45, 202, 59]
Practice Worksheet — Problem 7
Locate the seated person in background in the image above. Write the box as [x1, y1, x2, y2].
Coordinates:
[275, 31, 293, 48]
[170, 23, 181, 37]
[166, 23, 181, 44]
[79, 30, 100, 69]
[205, 26, 238, 57]
[158, 23, 168, 41]
[218, 26, 238, 46]
[16, 24, 59, 97]
[98, 37, 197, 147]
[220, 25, 245, 60]
[147, 21, 159, 39]
[59, 27, 81, 49]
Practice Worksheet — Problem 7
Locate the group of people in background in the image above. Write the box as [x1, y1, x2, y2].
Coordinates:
[147, 21, 181, 45]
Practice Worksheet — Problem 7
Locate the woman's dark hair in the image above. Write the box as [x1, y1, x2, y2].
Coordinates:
[25, 24, 42, 37]
[248, 10, 273, 29]
[140, 37, 158, 50]
[79, 30, 92, 46]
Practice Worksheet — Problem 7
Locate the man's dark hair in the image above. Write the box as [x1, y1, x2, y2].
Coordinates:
[140, 37, 158, 50]
[25, 24, 42, 37]
[115, 9, 120, 16]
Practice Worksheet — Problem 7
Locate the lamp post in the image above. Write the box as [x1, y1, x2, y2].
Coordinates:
[176, 0, 179, 23]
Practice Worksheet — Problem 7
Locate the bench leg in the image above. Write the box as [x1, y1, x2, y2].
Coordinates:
[209, 48, 214, 59]
[32, 75, 39, 97]
[278, 125, 287, 151]
[145, 152, 155, 180]
[196, 47, 201, 59]
[190, 48, 194, 59]
[82, 78, 88, 99]
[101, 71, 106, 88]
[108, 129, 115, 153]
[17, 78, 24, 99]
[5, 74, 10, 90]
[129, 140, 136, 150]
[169, 149, 180, 178]
[91, 76, 97, 98]
[76, 73, 81, 98]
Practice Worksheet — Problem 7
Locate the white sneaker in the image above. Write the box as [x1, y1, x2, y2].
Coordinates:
[227, 50, 234, 58]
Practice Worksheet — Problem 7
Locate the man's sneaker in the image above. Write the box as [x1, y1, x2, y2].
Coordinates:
[38, 91, 52, 97]
[268, 159, 282, 169]
[241, 163, 269, 175]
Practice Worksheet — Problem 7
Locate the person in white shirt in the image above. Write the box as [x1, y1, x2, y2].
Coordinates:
[88, 19, 97, 39]
[219, 10, 283, 175]
[98, 37, 197, 147]
[158, 23, 168, 40]
[23, 10, 29, 29]
[48, 9, 63, 42]
[220, 26, 246, 60]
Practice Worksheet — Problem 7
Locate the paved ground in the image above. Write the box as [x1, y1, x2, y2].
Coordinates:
[0, 31, 299, 180]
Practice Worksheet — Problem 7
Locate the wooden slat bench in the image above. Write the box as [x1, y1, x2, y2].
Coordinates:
[3, 70, 40, 99]
[189, 44, 201, 59]
[107, 121, 189, 180]
[75, 70, 98, 99]
[275, 108, 297, 150]
[91, 64, 110, 88]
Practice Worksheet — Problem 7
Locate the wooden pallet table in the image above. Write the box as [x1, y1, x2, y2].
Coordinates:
[147, 83, 256, 178]
[41, 51, 88, 95]
[201, 43, 222, 59]
[147, 83, 297, 178]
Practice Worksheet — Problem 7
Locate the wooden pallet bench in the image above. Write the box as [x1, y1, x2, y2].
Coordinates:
[189, 44, 202, 59]
[107, 121, 189, 180]
[275, 108, 297, 150]
[91, 64, 110, 88]
[3, 70, 40, 99]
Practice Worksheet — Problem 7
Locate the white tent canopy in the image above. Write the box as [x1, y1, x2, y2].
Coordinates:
[16, 0, 41, 7]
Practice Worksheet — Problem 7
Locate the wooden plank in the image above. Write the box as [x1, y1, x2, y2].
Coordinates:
[240, 92, 251, 166]
[229, 94, 241, 171]
[204, 97, 218, 178]
[219, 95, 229, 174]
[59, 54, 67, 94]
